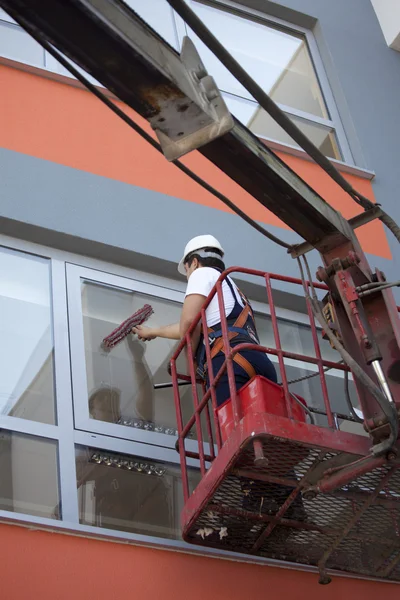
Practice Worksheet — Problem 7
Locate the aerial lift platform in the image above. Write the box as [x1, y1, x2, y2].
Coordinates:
[2, 0, 400, 583]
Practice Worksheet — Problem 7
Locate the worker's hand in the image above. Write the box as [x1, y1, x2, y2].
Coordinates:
[132, 325, 157, 341]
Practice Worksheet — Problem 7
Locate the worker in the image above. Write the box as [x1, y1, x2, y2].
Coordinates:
[132, 234, 277, 405]
[133, 236, 303, 530]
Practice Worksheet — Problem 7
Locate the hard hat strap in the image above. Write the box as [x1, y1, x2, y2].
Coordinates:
[185, 249, 223, 263]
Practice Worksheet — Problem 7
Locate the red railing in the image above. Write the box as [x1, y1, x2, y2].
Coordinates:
[170, 267, 350, 501]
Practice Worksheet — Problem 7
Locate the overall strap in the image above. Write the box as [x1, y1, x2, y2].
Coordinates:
[196, 272, 259, 380]
[207, 277, 258, 378]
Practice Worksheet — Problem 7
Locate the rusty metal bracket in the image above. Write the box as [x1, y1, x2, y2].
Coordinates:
[155, 36, 234, 160]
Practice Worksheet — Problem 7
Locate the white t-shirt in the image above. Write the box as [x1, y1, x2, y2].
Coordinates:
[185, 267, 244, 327]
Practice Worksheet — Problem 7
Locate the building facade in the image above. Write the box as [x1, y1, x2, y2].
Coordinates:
[1, 0, 400, 597]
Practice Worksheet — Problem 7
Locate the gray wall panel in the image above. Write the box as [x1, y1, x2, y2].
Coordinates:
[1, 147, 397, 304]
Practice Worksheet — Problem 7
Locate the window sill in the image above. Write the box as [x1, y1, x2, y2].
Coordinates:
[262, 137, 375, 181]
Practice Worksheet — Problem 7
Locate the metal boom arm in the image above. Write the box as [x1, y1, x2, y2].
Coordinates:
[1, 0, 360, 253]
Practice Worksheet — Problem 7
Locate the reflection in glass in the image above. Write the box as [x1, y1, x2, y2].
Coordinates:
[0, 431, 60, 519]
[0, 17, 45, 67]
[81, 281, 194, 435]
[223, 94, 341, 160]
[125, 0, 179, 49]
[76, 446, 199, 538]
[255, 313, 362, 430]
[0, 247, 56, 424]
[189, 1, 329, 117]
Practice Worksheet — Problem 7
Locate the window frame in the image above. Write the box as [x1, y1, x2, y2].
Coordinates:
[181, 0, 353, 163]
[0, 232, 354, 574]
[67, 263, 201, 452]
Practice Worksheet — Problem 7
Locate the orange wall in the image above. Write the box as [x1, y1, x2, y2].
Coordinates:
[1, 523, 399, 600]
[0, 64, 391, 259]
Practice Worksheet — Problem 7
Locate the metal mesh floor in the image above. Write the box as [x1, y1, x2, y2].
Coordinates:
[183, 436, 400, 582]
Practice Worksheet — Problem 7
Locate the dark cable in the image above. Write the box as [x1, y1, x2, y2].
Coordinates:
[288, 392, 316, 425]
[344, 370, 363, 423]
[16, 19, 291, 250]
[286, 361, 362, 424]
[166, 0, 400, 243]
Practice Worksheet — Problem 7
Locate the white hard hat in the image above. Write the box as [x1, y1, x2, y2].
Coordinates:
[178, 234, 224, 275]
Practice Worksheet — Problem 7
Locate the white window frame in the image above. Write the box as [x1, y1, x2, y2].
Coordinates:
[183, 0, 353, 164]
[67, 263, 203, 453]
[0, 233, 356, 575]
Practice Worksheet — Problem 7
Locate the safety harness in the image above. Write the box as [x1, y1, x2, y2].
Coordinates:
[196, 273, 260, 380]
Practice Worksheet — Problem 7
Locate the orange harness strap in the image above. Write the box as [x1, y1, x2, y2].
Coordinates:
[207, 303, 256, 379]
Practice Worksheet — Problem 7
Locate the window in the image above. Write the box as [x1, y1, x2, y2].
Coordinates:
[0, 430, 59, 519]
[0, 9, 46, 67]
[255, 313, 361, 430]
[76, 445, 199, 538]
[179, 1, 348, 161]
[0, 236, 364, 553]
[0, 247, 56, 425]
[67, 265, 199, 448]
[0, 1, 351, 162]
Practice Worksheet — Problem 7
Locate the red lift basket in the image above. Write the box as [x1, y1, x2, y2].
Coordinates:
[170, 267, 400, 585]
[217, 376, 308, 444]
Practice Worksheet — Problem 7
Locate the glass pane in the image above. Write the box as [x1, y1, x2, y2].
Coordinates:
[0, 20, 45, 67]
[0, 247, 56, 424]
[125, 0, 179, 49]
[223, 94, 342, 160]
[0, 431, 60, 519]
[81, 281, 194, 437]
[188, 1, 328, 118]
[255, 313, 363, 427]
[0, 8, 14, 22]
[48, 1, 180, 80]
[76, 446, 199, 538]
[255, 313, 339, 363]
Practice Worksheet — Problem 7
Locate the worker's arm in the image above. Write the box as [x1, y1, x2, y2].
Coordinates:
[132, 294, 206, 349]
[132, 322, 181, 340]
[180, 294, 206, 353]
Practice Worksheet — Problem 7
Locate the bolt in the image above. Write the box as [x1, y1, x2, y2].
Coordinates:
[205, 89, 219, 102]
[302, 489, 317, 501]
[387, 450, 398, 461]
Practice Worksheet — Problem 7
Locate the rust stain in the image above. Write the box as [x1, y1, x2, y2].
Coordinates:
[137, 83, 185, 117]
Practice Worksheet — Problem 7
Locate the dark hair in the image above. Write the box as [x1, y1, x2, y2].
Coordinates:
[185, 246, 226, 271]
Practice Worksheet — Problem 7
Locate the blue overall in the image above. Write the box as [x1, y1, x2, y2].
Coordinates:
[197, 273, 277, 407]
